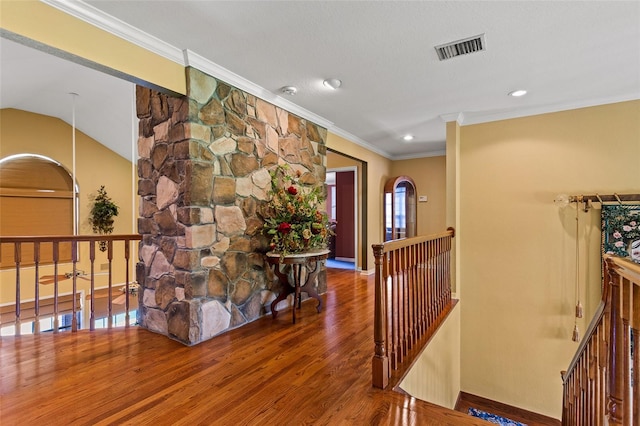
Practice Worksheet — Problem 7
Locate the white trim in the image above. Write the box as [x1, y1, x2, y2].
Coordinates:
[360, 268, 375, 276]
[439, 94, 640, 128]
[41, 0, 184, 64]
[328, 126, 391, 159]
[335, 257, 355, 263]
[392, 150, 447, 160]
[184, 50, 334, 129]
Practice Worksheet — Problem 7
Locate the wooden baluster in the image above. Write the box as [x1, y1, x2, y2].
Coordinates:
[71, 240, 78, 332]
[53, 242, 60, 333]
[420, 241, 427, 334]
[622, 277, 631, 425]
[89, 240, 96, 331]
[125, 239, 131, 326]
[14, 242, 21, 336]
[632, 282, 639, 425]
[33, 242, 40, 334]
[107, 240, 113, 327]
[607, 262, 624, 426]
[371, 243, 389, 389]
[390, 250, 398, 369]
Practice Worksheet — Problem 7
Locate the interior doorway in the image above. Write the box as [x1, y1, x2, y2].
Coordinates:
[326, 149, 367, 272]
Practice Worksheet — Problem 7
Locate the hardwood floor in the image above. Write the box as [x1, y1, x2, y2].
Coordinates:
[1, 268, 490, 425]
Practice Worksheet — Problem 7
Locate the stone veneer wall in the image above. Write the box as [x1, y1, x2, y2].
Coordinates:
[135, 68, 328, 345]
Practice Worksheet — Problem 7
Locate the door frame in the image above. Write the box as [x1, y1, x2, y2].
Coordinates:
[327, 166, 358, 269]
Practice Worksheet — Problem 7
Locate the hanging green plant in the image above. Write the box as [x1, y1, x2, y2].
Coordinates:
[90, 185, 119, 252]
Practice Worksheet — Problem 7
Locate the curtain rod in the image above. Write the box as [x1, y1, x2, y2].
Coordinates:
[568, 193, 640, 204]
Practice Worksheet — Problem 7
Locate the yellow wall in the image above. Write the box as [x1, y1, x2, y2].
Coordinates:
[0, 1, 185, 95]
[391, 156, 446, 236]
[399, 303, 461, 409]
[326, 134, 392, 272]
[458, 100, 640, 418]
[0, 109, 136, 304]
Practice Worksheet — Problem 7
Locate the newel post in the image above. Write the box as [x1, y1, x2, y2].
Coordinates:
[606, 259, 624, 426]
[372, 243, 389, 389]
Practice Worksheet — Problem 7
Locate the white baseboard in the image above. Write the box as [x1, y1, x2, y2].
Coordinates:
[334, 257, 355, 262]
[360, 268, 375, 276]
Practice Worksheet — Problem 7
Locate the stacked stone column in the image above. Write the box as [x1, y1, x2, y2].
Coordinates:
[135, 68, 327, 345]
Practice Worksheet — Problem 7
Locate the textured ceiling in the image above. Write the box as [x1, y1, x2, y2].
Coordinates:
[2, 1, 639, 160]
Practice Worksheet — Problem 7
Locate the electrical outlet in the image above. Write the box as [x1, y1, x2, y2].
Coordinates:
[418, 195, 428, 202]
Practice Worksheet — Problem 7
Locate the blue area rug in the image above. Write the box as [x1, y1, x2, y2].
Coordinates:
[325, 259, 355, 270]
[467, 408, 527, 426]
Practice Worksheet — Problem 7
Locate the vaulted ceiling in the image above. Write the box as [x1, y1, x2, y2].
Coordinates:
[2, 1, 639, 160]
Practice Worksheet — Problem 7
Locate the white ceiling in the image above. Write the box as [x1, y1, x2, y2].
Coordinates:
[2, 1, 640, 160]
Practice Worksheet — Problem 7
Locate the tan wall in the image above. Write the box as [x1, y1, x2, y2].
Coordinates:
[0, 1, 185, 95]
[326, 135, 392, 272]
[458, 100, 640, 418]
[390, 156, 446, 236]
[399, 303, 461, 409]
[0, 108, 136, 304]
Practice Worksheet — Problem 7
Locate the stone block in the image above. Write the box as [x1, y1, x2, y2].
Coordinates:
[225, 89, 247, 116]
[136, 86, 151, 118]
[167, 301, 191, 343]
[187, 67, 217, 105]
[184, 223, 216, 249]
[212, 176, 236, 204]
[156, 176, 179, 210]
[226, 112, 246, 136]
[215, 205, 246, 236]
[143, 288, 158, 308]
[154, 209, 178, 236]
[276, 108, 289, 135]
[288, 114, 302, 137]
[189, 123, 212, 142]
[207, 268, 228, 298]
[150, 250, 173, 279]
[138, 136, 154, 158]
[199, 98, 225, 126]
[230, 153, 259, 177]
[209, 136, 237, 155]
[201, 300, 231, 340]
[153, 121, 170, 143]
[151, 143, 168, 170]
[255, 98, 277, 127]
[143, 307, 168, 335]
[221, 251, 248, 282]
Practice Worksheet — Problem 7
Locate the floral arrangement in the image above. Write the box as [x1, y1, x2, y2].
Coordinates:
[602, 205, 640, 261]
[263, 165, 331, 255]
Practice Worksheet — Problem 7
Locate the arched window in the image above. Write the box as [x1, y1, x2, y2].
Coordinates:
[0, 154, 77, 267]
[383, 176, 417, 241]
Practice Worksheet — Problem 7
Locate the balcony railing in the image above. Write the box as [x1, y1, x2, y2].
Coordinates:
[0, 234, 141, 335]
[371, 228, 455, 389]
[562, 255, 640, 425]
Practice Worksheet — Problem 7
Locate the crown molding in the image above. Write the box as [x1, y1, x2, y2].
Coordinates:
[391, 149, 447, 161]
[41, 0, 184, 64]
[183, 50, 334, 130]
[439, 112, 465, 124]
[326, 126, 392, 160]
[453, 94, 640, 127]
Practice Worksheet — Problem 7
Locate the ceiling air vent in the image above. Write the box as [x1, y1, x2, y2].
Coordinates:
[435, 34, 485, 61]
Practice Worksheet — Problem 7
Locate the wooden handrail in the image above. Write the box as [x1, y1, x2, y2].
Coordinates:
[562, 255, 640, 425]
[371, 228, 455, 389]
[0, 234, 141, 335]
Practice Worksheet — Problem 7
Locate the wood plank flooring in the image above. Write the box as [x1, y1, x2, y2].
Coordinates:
[1, 268, 490, 425]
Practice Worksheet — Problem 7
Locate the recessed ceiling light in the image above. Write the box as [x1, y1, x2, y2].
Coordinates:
[508, 89, 527, 97]
[403, 134, 414, 141]
[281, 86, 297, 95]
[323, 78, 342, 90]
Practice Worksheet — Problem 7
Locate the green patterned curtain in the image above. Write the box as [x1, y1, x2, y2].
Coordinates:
[602, 204, 640, 262]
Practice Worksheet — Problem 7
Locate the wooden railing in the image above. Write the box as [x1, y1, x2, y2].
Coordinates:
[0, 234, 141, 335]
[562, 255, 640, 425]
[371, 228, 455, 389]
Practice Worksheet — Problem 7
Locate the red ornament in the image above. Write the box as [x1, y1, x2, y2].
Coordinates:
[287, 186, 298, 195]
